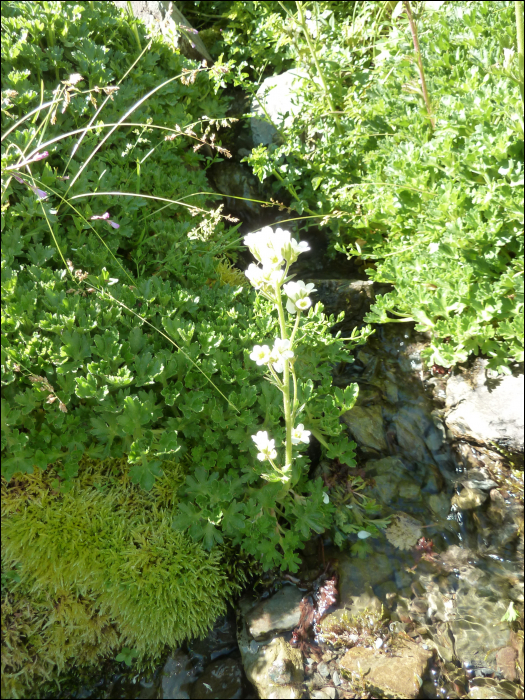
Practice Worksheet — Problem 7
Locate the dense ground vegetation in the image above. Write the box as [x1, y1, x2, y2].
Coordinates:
[184, 0, 523, 372]
[1, 1, 523, 697]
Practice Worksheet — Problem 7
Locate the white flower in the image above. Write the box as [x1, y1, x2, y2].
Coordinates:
[244, 227, 284, 268]
[283, 280, 317, 314]
[245, 264, 286, 293]
[251, 430, 277, 461]
[293, 297, 312, 312]
[250, 344, 271, 365]
[245, 263, 266, 289]
[291, 423, 311, 445]
[357, 530, 373, 539]
[503, 47, 515, 71]
[428, 242, 440, 254]
[270, 338, 294, 373]
[244, 227, 310, 267]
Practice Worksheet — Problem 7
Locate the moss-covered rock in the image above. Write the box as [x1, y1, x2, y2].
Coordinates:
[1, 457, 246, 698]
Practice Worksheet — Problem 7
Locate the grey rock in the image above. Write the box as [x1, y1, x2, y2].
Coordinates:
[460, 469, 498, 492]
[332, 670, 342, 686]
[190, 657, 246, 699]
[317, 662, 331, 678]
[210, 162, 267, 224]
[342, 404, 387, 452]
[161, 650, 198, 699]
[338, 554, 394, 600]
[240, 636, 304, 699]
[250, 69, 320, 146]
[392, 406, 432, 462]
[445, 359, 524, 457]
[310, 691, 334, 700]
[246, 585, 303, 640]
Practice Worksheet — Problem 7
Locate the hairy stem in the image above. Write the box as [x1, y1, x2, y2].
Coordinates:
[275, 284, 293, 474]
[403, 1, 435, 130]
[516, 0, 524, 104]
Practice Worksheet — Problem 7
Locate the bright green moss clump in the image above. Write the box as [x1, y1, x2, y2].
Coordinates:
[1, 457, 246, 698]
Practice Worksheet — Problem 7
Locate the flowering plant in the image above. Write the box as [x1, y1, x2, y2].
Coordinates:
[244, 226, 318, 483]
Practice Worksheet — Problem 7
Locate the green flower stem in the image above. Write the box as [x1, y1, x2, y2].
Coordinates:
[271, 168, 317, 215]
[403, 1, 435, 130]
[274, 283, 293, 475]
[290, 310, 301, 345]
[306, 423, 330, 450]
[291, 363, 299, 420]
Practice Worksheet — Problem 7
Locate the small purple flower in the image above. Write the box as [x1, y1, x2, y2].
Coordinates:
[90, 212, 119, 229]
[13, 174, 48, 199]
[29, 185, 48, 200]
[32, 151, 49, 162]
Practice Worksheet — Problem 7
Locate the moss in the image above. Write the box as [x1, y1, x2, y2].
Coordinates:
[319, 606, 386, 649]
[1, 457, 246, 698]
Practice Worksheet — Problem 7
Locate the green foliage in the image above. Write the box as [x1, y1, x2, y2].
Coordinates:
[1, 1, 378, 578]
[342, 1, 524, 374]
[1, 457, 244, 697]
[211, 0, 523, 373]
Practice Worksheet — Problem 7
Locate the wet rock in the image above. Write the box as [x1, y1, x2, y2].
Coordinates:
[496, 647, 519, 682]
[240, 636, 304, 699]
[452, 589, 512, 669]
[384, 379, 399, 404]
[398, 479, 422, 500]
[428, 492, 451, 518]
[468, 676, 523, 699]
[209, 162, 268, 225]
[340, 638, 432, 698]
[452, 487, 488, 510]
[392, 406, 432, 462]
[191, 657, 246, 699]
[439, 545, 476, 570]
[460, 469, 498, 492]
[245, 585, 303, 640]
[342, 404, 387, 452]
[487, 489, 507, 525]
[113, 2, 213, 63]
[189, 611, 238, 663]
[161, 650, 199, 699]
[338, 553, 394, 600]
[321, 585, 384, 640]
[445, 359, 524, 459]
[308, 279, 385, 331]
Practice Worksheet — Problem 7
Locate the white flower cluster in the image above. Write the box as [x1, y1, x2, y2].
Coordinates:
[251, 431, 277, 461]
[249, 338, 294, 373]
[244, 226, 309, 269]
[246, 226, 314, 467]
[244, 226, 316, 311]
